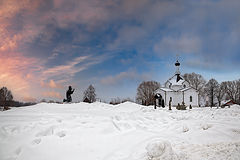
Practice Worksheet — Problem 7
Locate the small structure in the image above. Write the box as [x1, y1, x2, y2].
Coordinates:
[83, 97, 91, 103]
[155, 59, 199, 108]
[221, 100, 236, 108]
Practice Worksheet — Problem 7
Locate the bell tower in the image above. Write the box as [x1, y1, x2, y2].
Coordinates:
[175, 55, 181, 75]
[175, 55, 182, 82]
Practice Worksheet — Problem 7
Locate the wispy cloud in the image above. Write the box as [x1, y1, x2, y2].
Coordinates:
[154, 35, 201, 55]
[43, 56, 89, 77]
[101, 69, 150, 85]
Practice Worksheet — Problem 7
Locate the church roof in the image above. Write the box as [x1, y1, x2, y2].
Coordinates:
[178, 87, 192, 92]
[167, 74, 185, 86]
[159, 88, 174, 92]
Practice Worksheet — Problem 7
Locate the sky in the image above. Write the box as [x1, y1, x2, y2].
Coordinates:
[0, 0, 240, 102]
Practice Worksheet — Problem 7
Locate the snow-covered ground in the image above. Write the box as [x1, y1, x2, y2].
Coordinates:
[0, 102, 240, 160]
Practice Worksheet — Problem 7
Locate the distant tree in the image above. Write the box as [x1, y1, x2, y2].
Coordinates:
[183, 73, 206, 92]
[83, 85, 96, 103]
[237, 79, 240, 104]
[110, 97, 134, 105]
[216, 82, 226, 108]
[0, 87, 13, 110]
[224, 80, 240, 104]
[205, 79, 219, 107]
[136, 81, 160, 106]
[109, 97, 121, 105]
[121, 97, 134, 103]
[48, 100, 55, 103]
[40, 99, 47, 103]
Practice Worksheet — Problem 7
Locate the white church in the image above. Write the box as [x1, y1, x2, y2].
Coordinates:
[155, 60, 199, 107]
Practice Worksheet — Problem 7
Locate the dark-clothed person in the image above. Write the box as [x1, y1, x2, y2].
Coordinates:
[63, 86, 75, 102]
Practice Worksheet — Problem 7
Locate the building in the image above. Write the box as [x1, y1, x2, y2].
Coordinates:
[155, 59, 199, 107]
[221, 100, 236, 108]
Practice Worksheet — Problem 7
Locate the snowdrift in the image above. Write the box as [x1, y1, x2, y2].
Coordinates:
[0, 102, 240, 160]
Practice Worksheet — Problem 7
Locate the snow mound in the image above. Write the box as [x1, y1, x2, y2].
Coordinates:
[146, 140, 178, 160]
[114, 101, 142, 112]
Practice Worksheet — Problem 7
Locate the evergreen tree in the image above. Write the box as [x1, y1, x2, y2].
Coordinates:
[83, 85, 96, 103]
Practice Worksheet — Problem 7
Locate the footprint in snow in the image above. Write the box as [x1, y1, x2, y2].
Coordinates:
[15, 147, 22, 155]
[35, 126, 55, 137]
[56, 131, 66, 138]
[31, 138, 41, 145]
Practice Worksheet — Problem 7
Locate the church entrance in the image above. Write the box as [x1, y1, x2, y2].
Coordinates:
[154, 93, 165, 108]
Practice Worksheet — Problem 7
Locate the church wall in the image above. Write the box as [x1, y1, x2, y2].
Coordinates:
[172, 92, 183, 106]
[183, 89, 199, 107]
[183, 81, 190, 87]
[163, 91, 183, 107]
[158, 89, 199, 107]
[165, 81, 171, 88]
[171, 85, 182, 91]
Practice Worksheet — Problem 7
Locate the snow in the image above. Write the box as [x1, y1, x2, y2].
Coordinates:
[159, 88, 174, 92]
[0, 102, 240, 160]
[178, 87, 192, 92]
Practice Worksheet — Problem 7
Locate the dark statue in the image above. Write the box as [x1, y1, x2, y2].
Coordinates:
[63, 86, 75, 102]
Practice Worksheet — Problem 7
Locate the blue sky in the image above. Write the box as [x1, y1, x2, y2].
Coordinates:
[0, 0, 240, 102]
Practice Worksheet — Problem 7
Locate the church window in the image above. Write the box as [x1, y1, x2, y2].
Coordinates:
[190, 96, 192, 102]
[183, 84, 186, 88]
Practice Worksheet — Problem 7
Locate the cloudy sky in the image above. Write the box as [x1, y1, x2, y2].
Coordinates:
[0, 0, 240, 102]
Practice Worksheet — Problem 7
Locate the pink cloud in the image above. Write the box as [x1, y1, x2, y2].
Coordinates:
[41, 80, 63, 89]
[23, 96, 37, 102]
[0, 53, 43, 101]
[42, 91, 62, 99]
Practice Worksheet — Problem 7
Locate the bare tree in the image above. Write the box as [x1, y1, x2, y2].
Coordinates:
[216, 82, 226, 108]
[205, 79, 219, 107]
[183, 73, 206, 106]
[237, 79, 240, 104]
[136, 81, 160, 106]
[83, 85, 96, 103]
[0, 87, 13, 110]
[224, 80, 240, 104]
[183, 72, 206, 92]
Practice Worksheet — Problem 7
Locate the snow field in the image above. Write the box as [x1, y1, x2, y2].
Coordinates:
[0, 102, 240, 160]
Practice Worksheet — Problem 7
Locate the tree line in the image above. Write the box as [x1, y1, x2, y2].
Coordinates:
[0, 87, 36, 110]
[136, 72, 240, 107]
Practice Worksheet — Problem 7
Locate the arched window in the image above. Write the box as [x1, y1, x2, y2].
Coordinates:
[170, 97, 172, 101]
[183, 84, 186, 88]
[190, 96, 192, 102]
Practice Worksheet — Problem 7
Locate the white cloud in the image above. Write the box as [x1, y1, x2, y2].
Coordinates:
[154, 35, 201, 55]
[101, 69, 150, 85]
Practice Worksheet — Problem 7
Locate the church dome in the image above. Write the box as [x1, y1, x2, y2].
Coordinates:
[175, 60, 180, 66]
